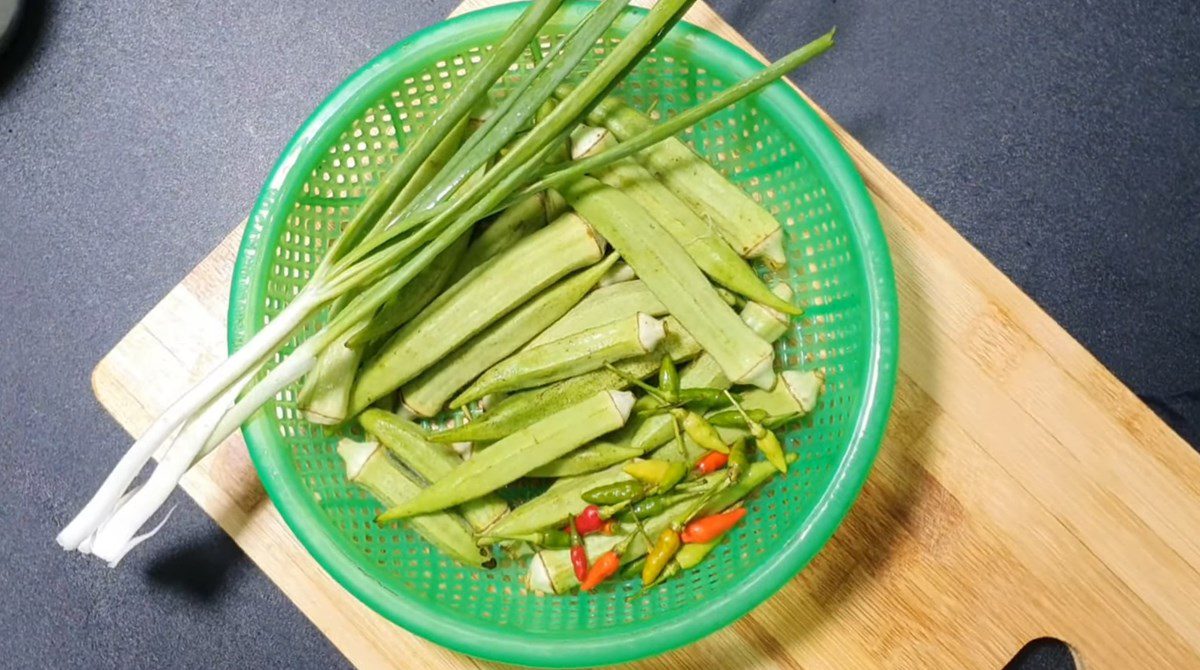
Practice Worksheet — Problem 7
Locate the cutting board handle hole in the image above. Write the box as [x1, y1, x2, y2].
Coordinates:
[1003, 637, 1080, 670]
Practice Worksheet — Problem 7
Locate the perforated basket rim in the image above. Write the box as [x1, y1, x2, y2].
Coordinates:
[229, 3, 898, 667]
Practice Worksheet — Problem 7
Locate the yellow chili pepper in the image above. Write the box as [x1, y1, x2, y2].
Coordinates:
[672, 408, 728, 454]
[755, 427, 787, 474]
[642, 527, 682, 586]
[623, 459, 687, 491]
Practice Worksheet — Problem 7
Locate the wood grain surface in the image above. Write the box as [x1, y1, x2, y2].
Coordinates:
[91, 1, 1200, 667]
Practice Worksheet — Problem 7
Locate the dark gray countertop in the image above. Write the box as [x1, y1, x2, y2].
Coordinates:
[1, 1, 1195, 668]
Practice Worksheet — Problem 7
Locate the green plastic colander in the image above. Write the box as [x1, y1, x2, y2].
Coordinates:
[228, 3, 898, 666]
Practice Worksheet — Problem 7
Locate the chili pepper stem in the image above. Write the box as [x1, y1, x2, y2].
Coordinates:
[603, 362, 670, 403]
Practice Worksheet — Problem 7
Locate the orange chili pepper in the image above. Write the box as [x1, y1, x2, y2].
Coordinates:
[680, 507, 747, 544]
[694, 451, 729, 476]
[601, 519, 618, 535]
[580, 551, 621, 591]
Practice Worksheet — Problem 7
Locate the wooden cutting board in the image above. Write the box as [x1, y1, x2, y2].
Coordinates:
[91, 1, 1200, 667]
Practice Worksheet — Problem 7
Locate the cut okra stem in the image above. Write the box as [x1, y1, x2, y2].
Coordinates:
[359, 409, 509, 532]
[400, 254, 618, 417]
[452, 312, 665, 407]
[337, 439, 493, 569]
[378, 390, 636, 520]
[349, 212, 608, 414]
[563, 176, 775, 389]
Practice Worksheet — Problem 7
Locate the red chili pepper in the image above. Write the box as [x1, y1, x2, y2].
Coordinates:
[580, 551, 621, 591]
[568, 514, 589, 583]
[694, 450, 729, 476]
[574, 505, 603, 535]
[681, 507, 747, 544]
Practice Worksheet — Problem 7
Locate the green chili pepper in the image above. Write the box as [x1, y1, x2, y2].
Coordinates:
[706, 407, 769, 429]
[726, 437, 750, 482]
[675, 539, 718, 569]
[672, 408, 729, 454]
[722, 389, 787, 474]
[676, 387, 730, 412]
[633, 394, 663, 414]
[642, 528, 682, 585]
[582, 480, 646, 505]
[620, 491, 698, 521]
[658, 356, 680, 403]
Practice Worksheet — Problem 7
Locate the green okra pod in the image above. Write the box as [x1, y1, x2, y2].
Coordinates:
[350, 212, 608, 413]
[631, 284, 793, 452]
[400, 253, 618, 417]
[563, 176, 775, 389]
[526, 440, 643, 478]
[297, 325, 364, 425]
[452, 312, 665, 407]
[336, 439, 493, 569]
[598, 260, 636, 286]
[378, 390, 635, 520]
[585, 97, 785, 266]
[527, 279, 666, 348]
[477, 529, 571, 549]
[483, 463, 634, 538]
[427, 317, 700, 443]
[449, 189, 567, 284]
[575, 128, 800, 315]
[359, 409, 509, 532]
[345, 230, 474, 351]
[739, 369, 823, 417]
